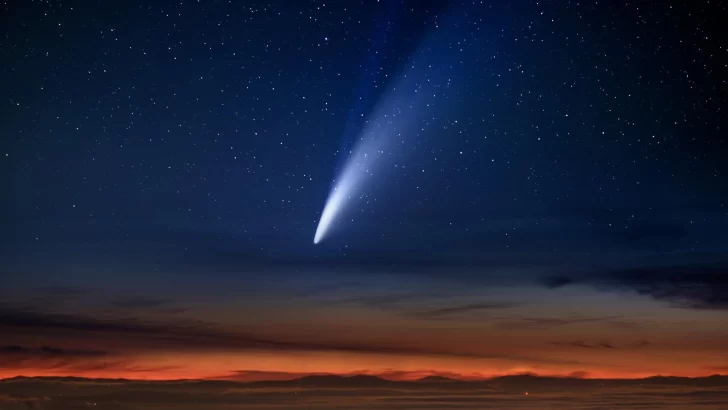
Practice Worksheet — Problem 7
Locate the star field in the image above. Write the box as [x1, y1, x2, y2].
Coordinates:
[1, 0, 728, 382]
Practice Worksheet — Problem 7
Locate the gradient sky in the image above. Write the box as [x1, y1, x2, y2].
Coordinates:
[1, 0, 727, 381]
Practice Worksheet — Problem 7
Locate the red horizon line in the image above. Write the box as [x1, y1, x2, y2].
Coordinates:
[2, 371, 726, 383]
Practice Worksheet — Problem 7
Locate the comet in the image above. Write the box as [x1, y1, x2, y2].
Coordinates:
[313, 84, 420, 245]
[313, 7, 476, 244]
[312, 129, 387, 244]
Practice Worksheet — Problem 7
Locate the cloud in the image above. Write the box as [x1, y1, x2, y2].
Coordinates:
[313, 291, 516, 320]
[310, 288, 518, 321]
[0, 344, 174, 375]
[498, 315, 640, 330]
[706, 366, 728, 374]
[1, 345, 107, 358]
[567, 371, 590, 378]
[544, 264, 728, 310]
[38, 286, 88, 297]
[112, 296, 174, 309]
[599, 343, 614, 349]
[0, 305, 591, 367]
[325, 292, 438, 309]
[291, 282, 364, 298]
[550, 340, 650, 349]
[541, 276, 575, 289]
[409, 302, 515, 319]
[550, 341, 594, 349]
[1, 357, 176, 375]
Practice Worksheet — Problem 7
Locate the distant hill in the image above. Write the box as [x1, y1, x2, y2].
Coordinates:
[2, 373, 727, 390]
[249, 374, 397, 388]
[416, 375, 462, 383]
[0, 375, 134, 383]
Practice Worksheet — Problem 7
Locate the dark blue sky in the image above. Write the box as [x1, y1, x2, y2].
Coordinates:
[1, 0, 728, 380]
[3, 0, 726, 279]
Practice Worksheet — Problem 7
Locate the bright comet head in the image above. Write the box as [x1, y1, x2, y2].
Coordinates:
[313, 186, 343, 244]
[313, 162, 361, 244]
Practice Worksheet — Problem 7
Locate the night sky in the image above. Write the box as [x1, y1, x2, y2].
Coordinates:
[1, 0, 728, 381]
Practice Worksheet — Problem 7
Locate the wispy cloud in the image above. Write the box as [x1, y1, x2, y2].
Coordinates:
[550, 340, 650, 349]
[543, 263, 728, 310]
[409, 302, 516, 319]
[0, 344, 173, 375]
[705, 366, 728, 373]
[38, 286, 89, 297]
[498, 315, 640, 330]
[112, 296, 174, 309]
[1, 345, 107, 358]
[0, 304, 588, 366]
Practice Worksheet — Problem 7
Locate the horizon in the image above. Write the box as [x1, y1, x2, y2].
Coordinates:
[4, 371, 728, 383]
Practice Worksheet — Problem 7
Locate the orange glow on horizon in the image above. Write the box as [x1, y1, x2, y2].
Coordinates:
[1, 358, 722, 382]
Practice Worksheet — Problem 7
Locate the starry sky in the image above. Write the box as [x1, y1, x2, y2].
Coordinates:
[1, 0, 727, 381]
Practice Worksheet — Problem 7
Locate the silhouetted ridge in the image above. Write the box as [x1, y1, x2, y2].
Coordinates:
[2, 374, 727, 389]
[416, 375, 461, 383]
[288, 374, 393, 387]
